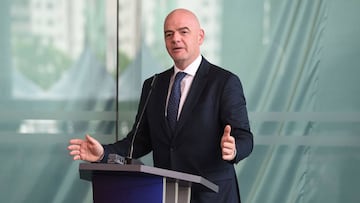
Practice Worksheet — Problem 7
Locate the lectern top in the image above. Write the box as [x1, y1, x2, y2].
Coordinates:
[79, 163, 218, 193]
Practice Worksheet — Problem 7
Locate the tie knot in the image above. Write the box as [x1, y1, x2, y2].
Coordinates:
[174, 72, 186, 82]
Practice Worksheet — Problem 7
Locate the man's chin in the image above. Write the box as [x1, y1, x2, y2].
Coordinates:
[173, 57, 186, 64]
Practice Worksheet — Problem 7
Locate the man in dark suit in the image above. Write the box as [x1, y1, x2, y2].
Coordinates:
[68, 8, 253, 203]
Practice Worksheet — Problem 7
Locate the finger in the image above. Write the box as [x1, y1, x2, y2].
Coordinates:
[222, 147, 232, 154]
[69, 150, 80, 156]
[222, 147, 236, 160]
[224, 125, 231, 137]
[67, 145, 80, 151]
[69, 138, 84, 145]
[222, 148, 233, 157]
[222, 141, 235, 150]
[222, 154, 234, 160]
[221, 125, 232, 144]
[221, 136, 235, 148]
[222, 146, 234, 157]
[73, 155, 81, 160]
[225, 135, 235, 144]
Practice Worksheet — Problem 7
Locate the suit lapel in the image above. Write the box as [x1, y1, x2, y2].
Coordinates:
[155, 69, 174, 138]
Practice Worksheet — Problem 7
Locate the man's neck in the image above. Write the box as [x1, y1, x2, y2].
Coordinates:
[174, 55, 202, 70]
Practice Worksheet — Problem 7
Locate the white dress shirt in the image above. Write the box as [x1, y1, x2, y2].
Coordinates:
[166, 55, 202, 119]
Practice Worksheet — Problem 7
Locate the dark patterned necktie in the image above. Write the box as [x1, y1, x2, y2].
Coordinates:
[167, 72, 187, 132]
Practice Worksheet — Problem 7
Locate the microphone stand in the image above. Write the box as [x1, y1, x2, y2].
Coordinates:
[126, 74, 157, 164]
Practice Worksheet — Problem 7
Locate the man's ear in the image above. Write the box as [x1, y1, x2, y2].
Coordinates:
[198, 29, 205, 45]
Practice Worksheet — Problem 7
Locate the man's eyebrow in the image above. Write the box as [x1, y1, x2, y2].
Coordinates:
[177, 27, 190, 31]
[164, 27, 190, 33]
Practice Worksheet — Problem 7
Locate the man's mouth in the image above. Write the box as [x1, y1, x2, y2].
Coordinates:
[173, 47, 183, 51]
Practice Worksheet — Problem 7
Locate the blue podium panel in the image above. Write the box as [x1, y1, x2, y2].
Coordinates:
[93, 173, 164, 203]
[79, 163, 218, 203]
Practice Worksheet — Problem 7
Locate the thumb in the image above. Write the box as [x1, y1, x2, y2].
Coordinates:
[224, 125, 231, 137]
[85, 134, 97, 144]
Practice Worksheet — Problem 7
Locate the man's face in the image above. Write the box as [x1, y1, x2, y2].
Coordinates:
[164, 10, 204, 69]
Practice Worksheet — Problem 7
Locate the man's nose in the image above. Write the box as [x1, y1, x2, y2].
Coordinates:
[171, 32, 181, 42]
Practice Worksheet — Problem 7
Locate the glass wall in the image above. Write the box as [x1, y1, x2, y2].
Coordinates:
[1, 0, 117, 202]
[0, 0, 359, 202]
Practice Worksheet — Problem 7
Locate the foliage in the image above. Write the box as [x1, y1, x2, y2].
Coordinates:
[12, 35, 72, 90]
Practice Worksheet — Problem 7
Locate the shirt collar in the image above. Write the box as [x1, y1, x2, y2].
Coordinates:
[173, 55, 202, 77]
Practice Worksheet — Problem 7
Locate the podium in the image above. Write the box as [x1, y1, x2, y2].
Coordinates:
[79, 163, 218, 203]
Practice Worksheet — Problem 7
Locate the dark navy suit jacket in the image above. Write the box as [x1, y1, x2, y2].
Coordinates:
[103, 57, 253, 203]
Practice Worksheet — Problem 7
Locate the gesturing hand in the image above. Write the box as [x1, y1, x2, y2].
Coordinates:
[67, 134, 104, 162]
[220, 125, 236, 161]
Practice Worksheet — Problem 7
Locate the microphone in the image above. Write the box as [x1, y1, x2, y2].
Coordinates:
[126, 74, 158, 164]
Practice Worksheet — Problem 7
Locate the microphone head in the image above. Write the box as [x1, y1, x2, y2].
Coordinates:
[107, 154, 126, 164]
